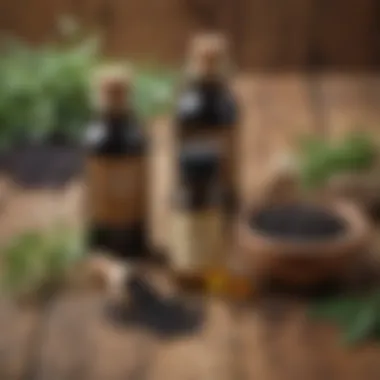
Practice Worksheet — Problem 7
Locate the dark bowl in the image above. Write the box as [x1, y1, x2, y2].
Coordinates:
[237, 199, 372, 286]
[1, 143, 84, 188]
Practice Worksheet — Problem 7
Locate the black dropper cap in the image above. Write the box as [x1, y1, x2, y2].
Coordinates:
[179, 144, 221, 184]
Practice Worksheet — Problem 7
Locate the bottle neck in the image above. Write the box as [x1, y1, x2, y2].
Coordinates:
[186, 70, 226, 86]
[184, 54, 230, 84]
[196, 75, 225, 88]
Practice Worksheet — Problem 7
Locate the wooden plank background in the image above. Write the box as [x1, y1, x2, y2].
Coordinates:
[0, 0, 379, 70]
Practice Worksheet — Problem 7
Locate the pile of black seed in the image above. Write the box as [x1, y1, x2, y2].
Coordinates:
[107, 274, 204, 338]
[250, 203, 346, 241]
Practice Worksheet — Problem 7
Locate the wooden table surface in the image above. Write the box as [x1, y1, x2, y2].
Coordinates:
[0, 73, 380, 380]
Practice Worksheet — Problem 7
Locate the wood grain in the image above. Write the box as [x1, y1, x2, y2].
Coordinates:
[237, 74, 316, 204]
[147, 298, 235, 380]
[0, 74, 380, 380]
[31, 293, 158, 380]
[314, 0, 378, 69]
[1, 0, 379, 70]
[0, 299, 41, 380]
[317, 74, 379, 141]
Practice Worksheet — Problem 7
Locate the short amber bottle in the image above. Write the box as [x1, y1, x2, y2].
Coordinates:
[84, 66, 149, 260]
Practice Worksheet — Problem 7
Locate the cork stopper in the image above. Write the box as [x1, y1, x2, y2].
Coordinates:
[91, 64, 133, 113]
[185, 33, 230, 79]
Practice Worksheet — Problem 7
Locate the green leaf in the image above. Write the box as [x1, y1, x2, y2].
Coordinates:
[297, 131, 377, 190]
[298, 135, 327, 156]
[308, 295, 363, 326]
[308, 291, 380, 347]
[0, 225, 85, 296]
[343, 307, 378, 346]
[0, 31, 177, 148]
[2, 231, 47, 292]
[133, 66, 177, 120]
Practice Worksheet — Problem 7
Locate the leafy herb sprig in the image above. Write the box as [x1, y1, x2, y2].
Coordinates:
[0, 17, 177, 150]
[298, 132, 377, 189]
[308, 291, 380, 346]
[0, 225, 84, 298]
[297, 131, 380, 346]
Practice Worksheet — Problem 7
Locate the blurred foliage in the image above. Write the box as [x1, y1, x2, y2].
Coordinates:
[301, 131, 380, 347]
[1, 224, 84, 297]
[298, 131, 377, 189]
[308, 291, 380, 346]
[0, 17, 178, 151]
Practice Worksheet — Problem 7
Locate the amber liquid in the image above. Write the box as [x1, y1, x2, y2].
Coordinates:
[205, 266, 252, 300]
[172, 266, 252, 300]
[169, 208, 251, 299]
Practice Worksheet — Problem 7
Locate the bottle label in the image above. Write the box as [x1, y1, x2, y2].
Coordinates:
[180, 128, 230, 149]
[179, 128, 236, 189]
[170, 209, 225, 273]
[86, 156, 146, 227]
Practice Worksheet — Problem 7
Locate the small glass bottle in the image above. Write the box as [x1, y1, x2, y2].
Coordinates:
[175, 33, 239, 216]
[84, 65, 149, 260]
[169, 145, 226, 291]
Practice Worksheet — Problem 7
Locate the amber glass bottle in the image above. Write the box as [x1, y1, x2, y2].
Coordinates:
[175, 33, 239, 215]
[170, 145, 226, 291]
[84, 65, 149, 260]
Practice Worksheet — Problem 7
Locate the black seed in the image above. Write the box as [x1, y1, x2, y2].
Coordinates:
[250, 202, 346, 242]
[107, 274, 204, 337]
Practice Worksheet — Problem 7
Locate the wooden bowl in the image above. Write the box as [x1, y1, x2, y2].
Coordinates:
[237, 199, 372, 287]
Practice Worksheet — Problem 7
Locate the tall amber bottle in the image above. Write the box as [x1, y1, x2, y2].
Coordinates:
[175, 33, 239, 215]
[84, 65, 149, 260]
[170, 145, 225, 291]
